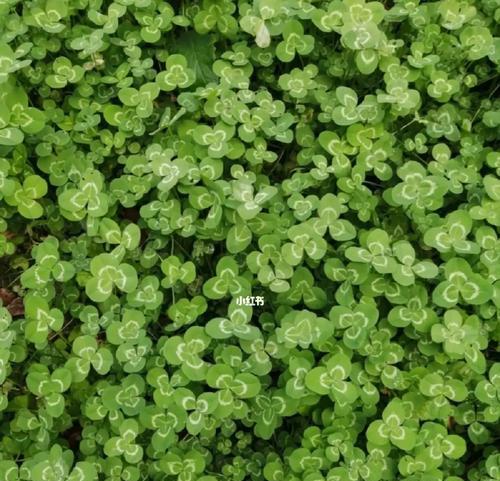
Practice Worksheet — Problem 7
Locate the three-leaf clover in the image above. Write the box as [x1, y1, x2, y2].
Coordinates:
[139, 404, 186, 452]
[278, 65, 318, 99]
[276, 309, 333, 349]
[281, 222, 328, 266]
[24, 294, 64, 346]
[157, 54, 195, 91]
[366, 399, 417, 451]
[246, 234, 293, 293]
[305, 352, 358, 404]
[207, 364, 261, 406]
[161, 255, 196, 289]
[430, 309, 485, 366]
[390, 161, 448, 211]
[345, 229, 395, 274]
[432, 258, 493, 307]
[160, 449, 206, 481]
[475, 363, 500, 406]
[58, 169, 109, 220]
[192, 122, 236, 158]
[391, 240, 439, 286]
[106, 309, 146, 346]
[423, 210, 479, 254]
[251, 390, 298, 440]
[276, 20, 314, 62]
[26, 365, 72, 417]
[329, 301, 378, 349]
[277, 267, 327, 310]
[5, 175, 47, 219]
[45, 57, 84, 88]
[66, 335, 113, 382]
[118, 83, 160, 118]
[104, 419, 143, 464]
[20, 236, 75, 290]
[202, 256, 251, 300]
[86, 253, 138, 302]
[205, 299, 260, 341]
[162, 326, 211, 381]
[174, 388, 218, 435]
[419, 372, 468, 414]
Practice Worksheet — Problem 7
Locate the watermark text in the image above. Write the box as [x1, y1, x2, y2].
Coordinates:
[235, 295, 265, 306]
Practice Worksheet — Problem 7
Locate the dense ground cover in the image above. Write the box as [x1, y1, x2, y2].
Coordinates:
[0, 0, 499, 480]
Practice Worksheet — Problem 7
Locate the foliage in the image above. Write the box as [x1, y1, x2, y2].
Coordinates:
[0, 1, 498, 481]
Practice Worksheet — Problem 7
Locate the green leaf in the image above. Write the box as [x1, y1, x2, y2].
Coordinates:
[172, 31, 218, 86]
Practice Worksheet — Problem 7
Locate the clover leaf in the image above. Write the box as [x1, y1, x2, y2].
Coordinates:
[366, 399, 417, 451]
[58, 169, 109, 220]
[246, 234, 293, 293]
[203, 256, 251, 300]
[45, 57, 84, 88]
[104, 419, 143, 464]
[160, 449, 206, 481]
[305, 352, 358, 404]
[140, 404, 186, 452]
[157, 54, 196, 91]
[207, 363, 261, 402]
[424, 210, 479, 254]
[277, 309, 333, 349]
[24, 294, 64, 346]
[278, 65, 318, 99]
[206, 299, 260, 341]
[282, 221, 328, 266]
[5, 175, 47, 219]
[475, 364, 500, 406]
[66, 335, 113, 382]
[174, 388, 218, 435]
[21, 236, 75, 290]
[390, 161, 449, 211]
[432, 258, 493, 307]
[1, 1, 499, 478]
[162, 326, 211, 381]
[329, 300, 378, 349]
[192, 122, 236, 158]
[26, 365, 72, 417]
[86, 253, 138, 303]
[276, 20, 314, 62]
[161, 255, 196, 289]
[419, 372, 468, 403]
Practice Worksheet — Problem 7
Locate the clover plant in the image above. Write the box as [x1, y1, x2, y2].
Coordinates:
[0, 1, 498, 481]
